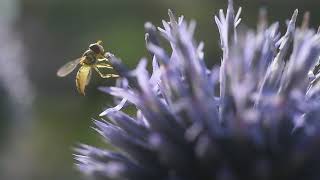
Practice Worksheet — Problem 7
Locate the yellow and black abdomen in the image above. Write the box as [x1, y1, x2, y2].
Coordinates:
[75, 65, 92, 95]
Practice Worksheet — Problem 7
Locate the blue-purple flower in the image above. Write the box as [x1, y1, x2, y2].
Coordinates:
[75, 0, 320, 179]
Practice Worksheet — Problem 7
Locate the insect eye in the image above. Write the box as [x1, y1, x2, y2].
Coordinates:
[89, 44, 104, 54]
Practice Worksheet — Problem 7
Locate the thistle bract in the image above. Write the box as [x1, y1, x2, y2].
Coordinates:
[75, 0, 320, 179]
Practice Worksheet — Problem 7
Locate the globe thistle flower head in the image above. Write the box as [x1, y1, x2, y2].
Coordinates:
[75, 0, 320, 179]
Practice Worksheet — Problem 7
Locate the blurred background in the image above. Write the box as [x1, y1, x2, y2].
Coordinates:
[0, 0, 319, 179]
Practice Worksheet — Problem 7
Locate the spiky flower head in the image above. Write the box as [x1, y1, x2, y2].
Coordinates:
[75, 0, 320, 179]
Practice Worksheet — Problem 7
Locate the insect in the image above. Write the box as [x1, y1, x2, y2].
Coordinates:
[57, 40, 118, 95]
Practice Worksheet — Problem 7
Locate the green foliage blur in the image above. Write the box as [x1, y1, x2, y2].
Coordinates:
[1, 0, 320, 179]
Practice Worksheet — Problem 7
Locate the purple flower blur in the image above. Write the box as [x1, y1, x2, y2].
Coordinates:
[75, 0, 320, 179]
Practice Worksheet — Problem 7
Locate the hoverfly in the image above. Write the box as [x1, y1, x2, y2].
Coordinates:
[57, 40, 118, 95]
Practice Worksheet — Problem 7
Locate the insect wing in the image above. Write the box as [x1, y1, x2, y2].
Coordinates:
[76, 66, 92, 95]
[57, 58, 83, 77]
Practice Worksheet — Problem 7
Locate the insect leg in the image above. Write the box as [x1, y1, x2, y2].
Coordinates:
[97, 58, 110, 62]
[98, 52, 114, 62]
[96, 63, 113, 69]
[94, 67, 119, 78]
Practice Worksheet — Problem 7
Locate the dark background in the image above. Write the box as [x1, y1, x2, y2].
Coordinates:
[0, 0, 319, 179]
